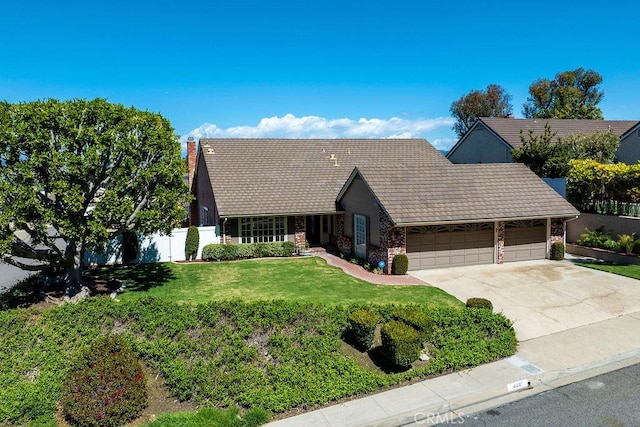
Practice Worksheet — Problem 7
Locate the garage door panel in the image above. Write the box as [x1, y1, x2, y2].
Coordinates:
[407, 223, 495, 270]
[504, 221, 547, 262]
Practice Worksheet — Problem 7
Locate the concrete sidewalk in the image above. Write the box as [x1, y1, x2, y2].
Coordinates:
[267, 310, 640, 427]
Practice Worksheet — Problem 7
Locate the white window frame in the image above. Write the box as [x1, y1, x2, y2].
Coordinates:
[354, 214, 367, 259]
[240, 216, 287, 243]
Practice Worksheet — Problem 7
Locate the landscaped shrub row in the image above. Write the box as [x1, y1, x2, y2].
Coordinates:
[202, 242, 296, 261]
[577, 229, 640, 255]
[465, 298, 493, 311]
[0, 297, 516, 426]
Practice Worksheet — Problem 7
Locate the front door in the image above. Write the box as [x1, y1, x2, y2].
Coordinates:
[354, 214, 367, 259]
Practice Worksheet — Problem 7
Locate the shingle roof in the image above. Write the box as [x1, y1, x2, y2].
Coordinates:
[349, 163, 579, 225]
[197, 138, 450, 217]
[480, 118, 639, 149]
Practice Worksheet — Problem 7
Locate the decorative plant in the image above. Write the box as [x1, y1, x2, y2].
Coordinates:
[185, 225, 200, 260]
[61, 335, 147, 427]
[550, 242, 565, 260]
[617, 233, 638, 255]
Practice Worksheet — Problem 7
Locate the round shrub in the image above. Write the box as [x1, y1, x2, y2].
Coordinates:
[185, 225, 200, 260]
[391, 254, 409, 275]
[347, 309, 379, 351]
[380, 320, 421, 368]
[61, 335, 148, 427]
[466, 298, 493, 311]
[550, 241, 565, 260]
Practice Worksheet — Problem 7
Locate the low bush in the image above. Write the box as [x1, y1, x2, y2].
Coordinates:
[380, 320, 421, 368]
[618, 233, 638, 255]
[347, 309, 379, 351]
[393, 308, 434, 341]
[550, 242, 565, 260]
[201, 242, 293, 261]
[282, 241, 296, 256]
[61, 334, 148, 427]
[466, 298, 493, 311]
[391, 254, 409, 275]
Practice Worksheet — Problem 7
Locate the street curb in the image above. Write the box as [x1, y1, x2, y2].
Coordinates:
[365, 349, 640, 427]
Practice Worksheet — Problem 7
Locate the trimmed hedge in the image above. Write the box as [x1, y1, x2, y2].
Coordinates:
[202, 242, 292, 261]
[391, 254, 409, 275]
[347, 309, 379, 351]
[465, 298, 493, 311]
[550, 241, 565, 260]
[380, 320, 421, 368]
[393, 308, 434, 341]
[185, 226, 200, 260]
[61, 335, 148, 427]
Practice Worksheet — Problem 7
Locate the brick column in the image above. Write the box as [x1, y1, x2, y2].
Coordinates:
[550, 218, 565, 245]
[379, 207, 406, 274]
[497, 221, 505, 264]
[335, 214, 352, 255]
[294, 216, 306, 249]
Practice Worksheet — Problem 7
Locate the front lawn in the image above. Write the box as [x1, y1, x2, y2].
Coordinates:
[99, 257, 461, 309]
[577, 261, 640, 280]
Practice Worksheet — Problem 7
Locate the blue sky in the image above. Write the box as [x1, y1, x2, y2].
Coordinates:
[2, 0, 639, 151]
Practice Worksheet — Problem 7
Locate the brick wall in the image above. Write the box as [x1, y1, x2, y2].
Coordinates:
[335, 215, 352, 255]
[294, 216, 306, 249]
[379, 207, 406, 274]
[496, 221, 505, 264]
[550, 218, 565, 245]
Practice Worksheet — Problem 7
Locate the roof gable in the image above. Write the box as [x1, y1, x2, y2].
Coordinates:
[199, 138, 449, 217]
[479, 118, 640, 149]
[341, 163, 579, 225]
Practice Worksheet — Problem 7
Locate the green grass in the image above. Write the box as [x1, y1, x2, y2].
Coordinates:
[578, 261, 640, 280]
[145, 406, 268, 427]
[98, 257, 461, 308]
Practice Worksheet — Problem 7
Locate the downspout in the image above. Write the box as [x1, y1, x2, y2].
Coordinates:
[223, 217, 228, 244]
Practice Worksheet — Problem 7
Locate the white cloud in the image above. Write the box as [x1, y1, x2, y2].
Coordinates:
[182, 114, 454, 144]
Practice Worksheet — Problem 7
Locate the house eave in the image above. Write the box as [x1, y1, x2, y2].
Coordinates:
[394, 214, 579, 228]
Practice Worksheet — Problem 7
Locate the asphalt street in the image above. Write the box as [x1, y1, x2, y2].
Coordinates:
[443, 363, 640, 427]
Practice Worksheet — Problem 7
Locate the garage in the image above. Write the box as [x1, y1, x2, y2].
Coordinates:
[406, 223, 494, 270]
[504, 220, 547, 262]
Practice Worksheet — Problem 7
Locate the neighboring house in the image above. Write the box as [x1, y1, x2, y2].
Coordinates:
[446, 118, 640, 164]
[188, 138, 578, 272]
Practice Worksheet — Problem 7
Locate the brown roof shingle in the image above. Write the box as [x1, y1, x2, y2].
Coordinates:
[480, 118, 639, 149]
[198, 138, 449, 217]
[350, 163, 579, 225]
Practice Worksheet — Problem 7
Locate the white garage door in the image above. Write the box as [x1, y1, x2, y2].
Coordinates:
[504, 220, 547, 262]
[406, 223, 494, 270]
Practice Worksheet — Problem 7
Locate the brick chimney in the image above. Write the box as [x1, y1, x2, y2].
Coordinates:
[187, 137, 196, 190]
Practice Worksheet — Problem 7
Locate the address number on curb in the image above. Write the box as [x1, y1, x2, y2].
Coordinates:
[507, 379, 529, 392]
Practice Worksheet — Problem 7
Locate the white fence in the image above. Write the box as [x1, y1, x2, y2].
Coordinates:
[84, 226, 219, 266]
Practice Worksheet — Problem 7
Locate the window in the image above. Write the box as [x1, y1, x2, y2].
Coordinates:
[354, 214, 367, 259]
[240, 216, 286, 243]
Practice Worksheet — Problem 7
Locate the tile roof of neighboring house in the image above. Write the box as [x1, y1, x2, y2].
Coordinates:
[347, 163, 579, 225]
[197, 138, 450, 217]
[479, 118, 639, 150]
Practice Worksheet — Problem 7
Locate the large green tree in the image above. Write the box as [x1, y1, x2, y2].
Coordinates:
[0, 98, 190, 286]
[522, 68, 604, 119]
[450, 84, 513, 138]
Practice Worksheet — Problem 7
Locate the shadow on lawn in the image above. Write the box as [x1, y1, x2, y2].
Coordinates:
[93, 263, 176, 293]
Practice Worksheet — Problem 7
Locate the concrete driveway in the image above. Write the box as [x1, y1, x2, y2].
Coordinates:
[410, 259, 640, 341]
